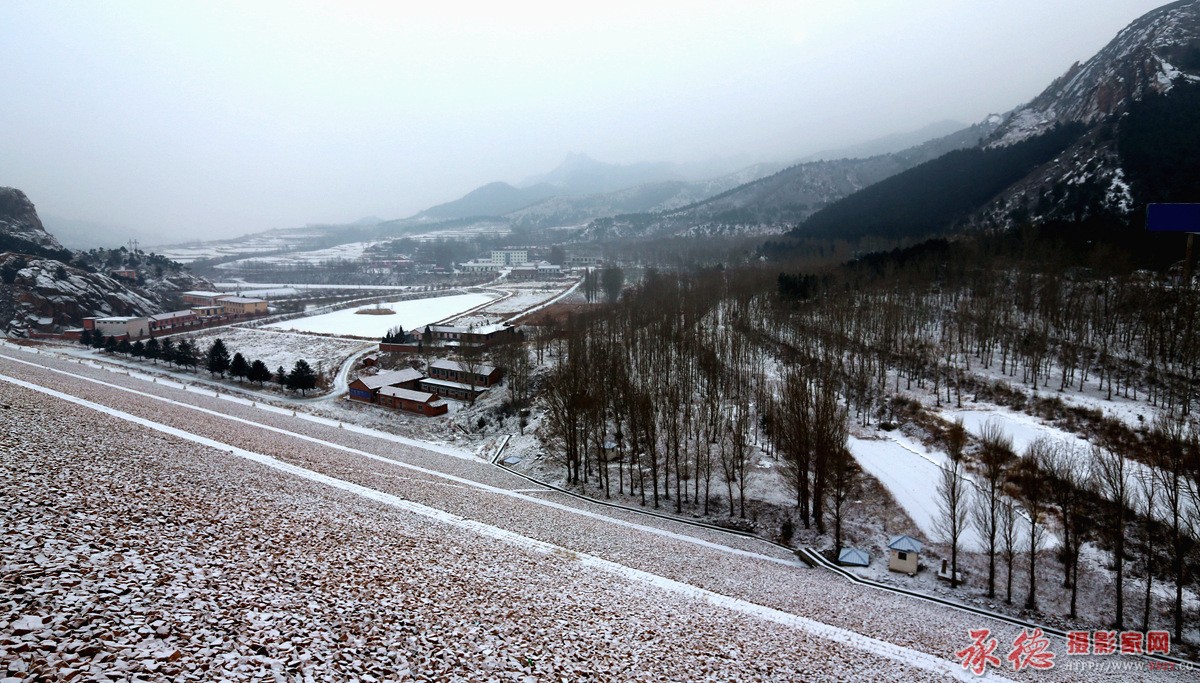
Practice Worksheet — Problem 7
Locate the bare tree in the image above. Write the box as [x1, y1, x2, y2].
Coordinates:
[1150, 414, 1192, 641]
[1093, 442, 1130, 630]
[826, 446, 858, 553]
[457, 346, 484, 405]
[1135, 465, 1159, 632]
[1016, 438, 1052, 611]
[973, 419, 1013, 599]
[936, 418, 969, 588]
[1046, 443, 1093, 619]
[998, 499, 1018, 604]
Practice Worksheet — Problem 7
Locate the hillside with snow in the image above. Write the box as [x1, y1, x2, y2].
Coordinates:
[0, 187, 210, 337]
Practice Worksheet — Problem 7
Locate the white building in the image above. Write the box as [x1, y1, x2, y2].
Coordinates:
[93, 316, 150, 340]
[490, 249, 528, 266]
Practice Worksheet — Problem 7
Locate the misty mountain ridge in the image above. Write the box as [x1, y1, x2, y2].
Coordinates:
[401, 120, 971, 231]
[796, 120, 968, 163]
[580, 118, 1001, 240]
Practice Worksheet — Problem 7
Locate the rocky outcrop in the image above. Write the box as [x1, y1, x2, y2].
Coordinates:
[0, 187, 68, 256]
[989, 0, 1200, 147]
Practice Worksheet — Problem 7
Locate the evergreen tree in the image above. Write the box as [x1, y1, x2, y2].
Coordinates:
[160, 338, 175, 365]
[104, 336, 118, 353]
[206, 339, 231, 377]
[131, 340, 145, 359]
[229, 352, 249, 383]
[175, 340, 197, 371]
[144, 338, 160, 364]
[248, 359, 272, 386]
[287, 359, 317, 396]
[116, 338, 132, 355]
[275, 366, 288, 389]
[79, 329, 92, 346]
[91, 332, 106, 349]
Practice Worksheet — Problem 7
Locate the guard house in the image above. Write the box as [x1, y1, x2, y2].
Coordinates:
[887, 535, 923, 575]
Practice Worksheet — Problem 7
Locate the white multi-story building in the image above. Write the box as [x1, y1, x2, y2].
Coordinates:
[490, 249, 528, 266]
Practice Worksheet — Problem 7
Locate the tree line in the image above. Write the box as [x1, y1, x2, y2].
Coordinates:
[78, 330, 321, 395]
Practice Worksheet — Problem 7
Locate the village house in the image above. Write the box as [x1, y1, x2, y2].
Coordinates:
[190, 305, 225, 321]
[506, 260, 562, 280]
[216, 296, 269, 316]
[348, 368, 424, 403]
[417, 377, 489, 401]
[490, 249, 528, 266]
[148, 309, 198, 333]
[414, 324, 519, 349]
[377, 387, 448, 416]
[428, 359, 502, 386]
[181, 290, 226, 306]
[416, 359, 501, 400]
[92, 316, 150, 340]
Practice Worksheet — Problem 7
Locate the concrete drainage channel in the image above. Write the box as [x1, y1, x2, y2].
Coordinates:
[487, 452, 1196, 670]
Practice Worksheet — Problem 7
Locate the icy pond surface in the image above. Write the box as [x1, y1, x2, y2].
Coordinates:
[265, 293, 494, 338]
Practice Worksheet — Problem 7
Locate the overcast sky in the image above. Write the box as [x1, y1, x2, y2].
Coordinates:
[0, 0, 1170, 243]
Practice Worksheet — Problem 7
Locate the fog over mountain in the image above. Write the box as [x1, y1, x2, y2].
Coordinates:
[0, 1, 1169, 243]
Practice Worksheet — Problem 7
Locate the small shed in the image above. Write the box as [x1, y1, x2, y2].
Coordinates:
[887, 535, 923, 575]
[837, 547, 870, 567]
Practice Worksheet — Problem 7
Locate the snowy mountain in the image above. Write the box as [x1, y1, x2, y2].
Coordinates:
[778, 1, 1200, 242]
[969, 0, 1200, 229]
[989, 1, 1200, 147]
[411, 181, 561, 222]
[506, 162, 787, 229]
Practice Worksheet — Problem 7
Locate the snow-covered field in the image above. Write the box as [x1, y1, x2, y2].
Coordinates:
[181, 327, 368, 374]
[213, 281, 414, 292]
[154, 233, 318, 264]
[214, 242, 377, 270]
[265, 293, 495, 338]
[481, 282, 572, 315]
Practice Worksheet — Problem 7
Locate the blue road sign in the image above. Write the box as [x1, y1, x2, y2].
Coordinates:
[1147, 204, 1200, 233]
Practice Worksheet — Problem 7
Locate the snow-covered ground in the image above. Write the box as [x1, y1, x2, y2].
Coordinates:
[5, 348, 1187, 681]
[0, 381, 967, 682]
[265, 293, 495, 338]
[848, 431, 989, 551]
[180, 327, 369, 376]
[214, 241, 378, 270]
[480, 282, 572, 315]
[213, 281, 415, 292]
[948, 407, 1191, 524]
